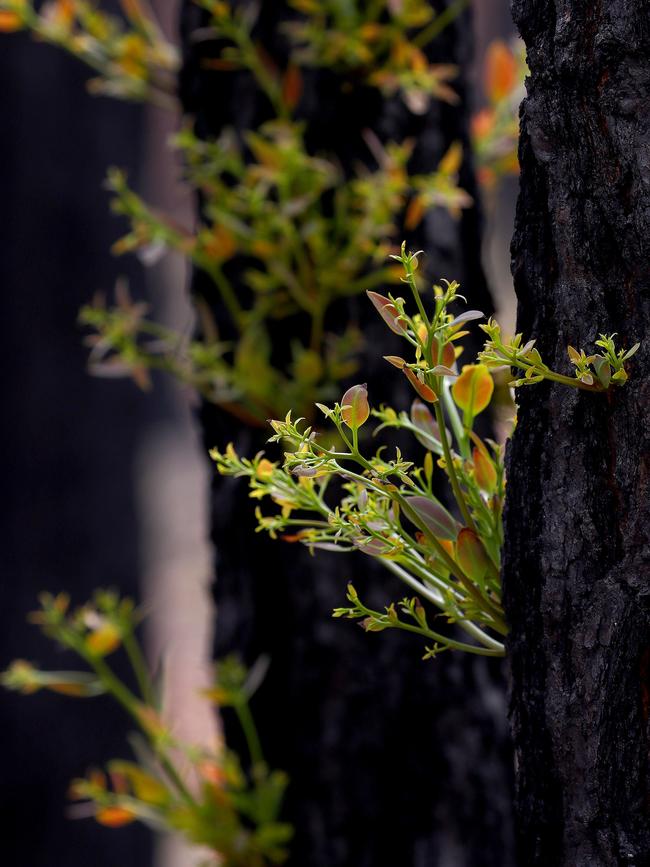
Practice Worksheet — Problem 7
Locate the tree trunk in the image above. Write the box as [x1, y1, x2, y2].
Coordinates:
[181, 3, 515, 864]
[505, 2, 650, 864]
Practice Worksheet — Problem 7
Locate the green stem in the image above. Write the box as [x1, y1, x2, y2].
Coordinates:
[203, 263, 245, 331]
[433, 400, 476, 531]
[235, 699, 264, 769]
[404, 256, 430, 330]
[506, 354, 603, 392]
[82, 652, 198, 808]
[391, 619, 504, 657]
[122, 629, 156, 708]
[383, 560, 504, 653]
[392, 491, 507, 633]
[412, 0, 469, 48]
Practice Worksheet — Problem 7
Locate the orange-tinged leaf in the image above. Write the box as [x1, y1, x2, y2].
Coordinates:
[416, 532, 454, 559]
[48, 681, 96, 697]
[360, 22, 382, 41]
[472, 446, 497, 492]
[471, 107, 495, 140]
[86, 623, 121, 657]
[256, 458, 275, 480]
[452, 364, 493, 416]
[202, 225, 236, 262]
[0, 11, 22, 31]
[455, 528, 490, 582]
[109, 770, 129, 796]
[367, 291, 407, 335]
[477, 166, 497, 189]
[403, 367, 437, 403]
[89, 769, 108, 790]
[341, 384, 370, 430]
[95, 806, 137, 828]
[53, 0, 75, 25]
[282, 64, 303, 110]
[432, 338, 456, 368]
[438, 141, 463, 176]
[198, 759, 226, 787]
[437, 537, 455, 558]
[109, 761, 169, 805]
[405, 195, 426, 230]
[486, 40, 517, 103]
[250, 238, 275, 258]
[120, 0, 147, 23]
[410, 399, 443, 449]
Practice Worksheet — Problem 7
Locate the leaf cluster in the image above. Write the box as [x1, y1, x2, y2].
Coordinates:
[2, 592, 292, 867]
[0, 0, 178, 107]
[213, 245, 639, 658]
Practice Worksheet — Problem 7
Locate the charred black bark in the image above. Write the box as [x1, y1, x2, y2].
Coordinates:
[180, 3, 514, 864]
[505, 2, 650, 865]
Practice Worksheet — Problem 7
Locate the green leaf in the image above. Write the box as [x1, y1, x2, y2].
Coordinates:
[403, 495, 459, 541]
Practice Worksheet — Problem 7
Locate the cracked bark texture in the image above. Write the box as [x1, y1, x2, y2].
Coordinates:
[180, 3, 514, 864]
[506, 1, 650, 865]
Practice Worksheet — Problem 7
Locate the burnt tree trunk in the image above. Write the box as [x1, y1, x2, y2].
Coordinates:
[181, 3, 514, 865]
[505, 2, 650, 865]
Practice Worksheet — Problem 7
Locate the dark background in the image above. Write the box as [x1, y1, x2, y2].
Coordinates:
[0, 30, 154, 867]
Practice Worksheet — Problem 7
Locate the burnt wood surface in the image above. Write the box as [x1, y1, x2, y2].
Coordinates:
[181, 2, 514, 865]
[506, 2, 650, 864]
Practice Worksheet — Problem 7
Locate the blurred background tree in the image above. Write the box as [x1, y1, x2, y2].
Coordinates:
[180, 2, 515, 865]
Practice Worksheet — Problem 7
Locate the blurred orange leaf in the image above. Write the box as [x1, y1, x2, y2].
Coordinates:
[486, 40, 517, 103]
[96, 806, 137, 828]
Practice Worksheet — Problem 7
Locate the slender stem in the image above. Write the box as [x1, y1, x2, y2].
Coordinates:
[506, 354, 603, 392]
[235, 699, 264, 769]
[354, 587, 503, 657]
[203, 263, 245, 331]
[412, 0, 469, 48]
[122, 629, 156, 708]
[401, 620, 503, 656]
[81, 652, 198, 808]
[392, 490, 507, 633]
[383, 560, 443, 606]
[313, 443, 506, 631]
[404, 257, 430, 330]
[392, 619, 504, 657]
[384, 561, 504, 653]
[433, 400, 476, 531]
[225, 18, 287, 120]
